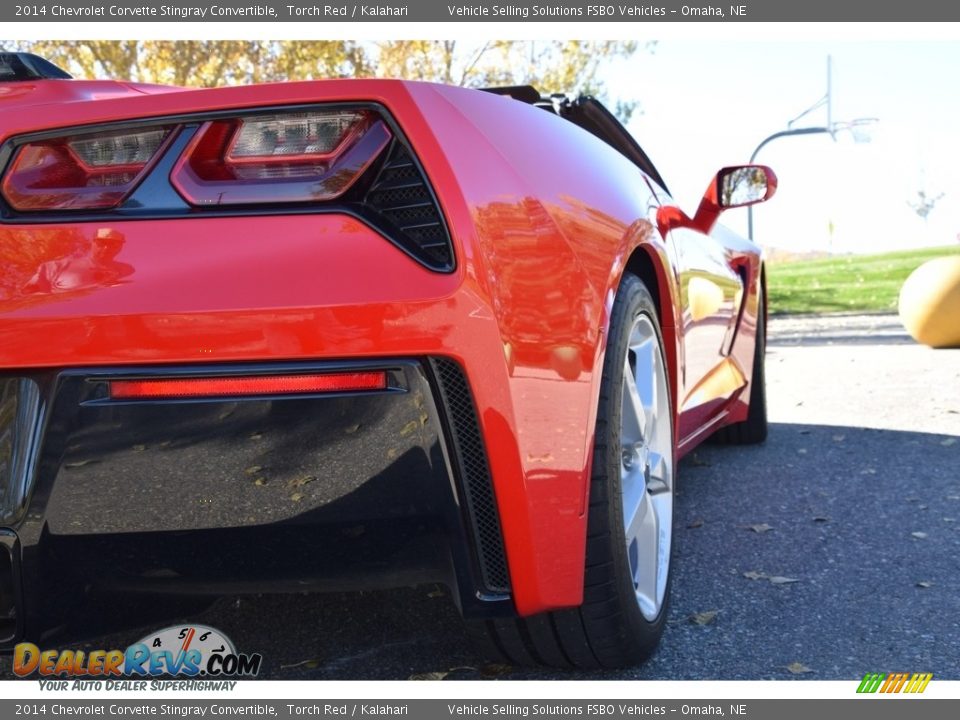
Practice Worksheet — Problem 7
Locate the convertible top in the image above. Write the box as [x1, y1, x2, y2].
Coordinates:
[483, 84, 669, 193]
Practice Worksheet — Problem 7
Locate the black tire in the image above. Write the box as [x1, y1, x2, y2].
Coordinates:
[711, 282, 768, 445]
[470, 274, 674, 669]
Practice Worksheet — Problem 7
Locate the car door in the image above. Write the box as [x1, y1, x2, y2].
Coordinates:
[671, 223, 746, 430]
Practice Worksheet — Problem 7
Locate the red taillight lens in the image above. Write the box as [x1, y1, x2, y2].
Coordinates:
[171, 110, 391, 206]
[110, 372, 388, 400]
[1, 126, 174, 211]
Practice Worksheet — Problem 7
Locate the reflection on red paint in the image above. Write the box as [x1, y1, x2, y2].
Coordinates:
[0, 227, 132, 312]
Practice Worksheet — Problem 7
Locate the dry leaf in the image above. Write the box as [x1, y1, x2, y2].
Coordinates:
[812, 516, 830, 523]
[748, 523, 774, 534]
[244, 465, 263, 475]
[480, 664, 513, 678]
[743, 571, 766, 580]
[941, 438, 957, 446]
[769, 576, 801, 585]
[687, 518, 705, 529]
[911, 531, 928, 539]
[132, 444, 146, 452]
[344, 424, 361, 435]
[916, 581, 934, 588]
[248, 432, 263, 440]
[64, 459, 99, 468]
[409, 671, 449, 680]
[400, 420, 419, 436]
[290, 492, 304, 502]
[280, 658, 321, 670]
[787, 662, 814, 675]
[253, 477, 267, 486]
[689, 610, 719, 625]
[289, 475, 316, 488]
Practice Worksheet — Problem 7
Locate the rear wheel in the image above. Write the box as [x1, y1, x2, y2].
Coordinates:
[471, 274, 674, 668]
[711, 283, 768, 445]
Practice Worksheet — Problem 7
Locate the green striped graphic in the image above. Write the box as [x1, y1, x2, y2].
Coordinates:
[857, 672, 886, 693]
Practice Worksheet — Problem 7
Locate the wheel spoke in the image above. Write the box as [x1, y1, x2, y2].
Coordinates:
[625, 491, 659, 616]
[621, 359, 645, 445]
[618, 311, 674, 622]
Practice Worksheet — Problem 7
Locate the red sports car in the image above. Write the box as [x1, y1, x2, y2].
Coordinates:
[0, 52, 774, 669]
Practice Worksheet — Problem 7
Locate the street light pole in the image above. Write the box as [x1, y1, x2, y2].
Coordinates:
[746, 126, 832, 242]
[746, 55, 876, 245]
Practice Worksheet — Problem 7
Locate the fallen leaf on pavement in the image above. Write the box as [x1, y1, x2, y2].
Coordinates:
[916, 581, 934, 588]
[786, 662, 814, 675]
[687, 518, 705, 529]
[941, 438, 957, 446]
[748, 523, 774, 534]
[911, 531, 928, 539]
[768, 576, 801, 585]
[480, 664, 514, 678]
[743, 571, 766, 581]
[689, 610, 719, 625]
[409, 671, 449, 680]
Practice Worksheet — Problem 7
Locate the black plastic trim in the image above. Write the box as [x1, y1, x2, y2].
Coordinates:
[428, 357, 511, 596]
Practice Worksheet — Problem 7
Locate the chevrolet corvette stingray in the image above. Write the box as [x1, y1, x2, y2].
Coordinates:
[0, 52, 775, 669]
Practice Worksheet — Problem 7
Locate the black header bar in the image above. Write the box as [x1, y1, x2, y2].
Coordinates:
[2, 1, 957, 23]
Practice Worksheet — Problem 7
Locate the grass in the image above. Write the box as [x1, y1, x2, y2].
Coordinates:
[767, 245, 960, 315]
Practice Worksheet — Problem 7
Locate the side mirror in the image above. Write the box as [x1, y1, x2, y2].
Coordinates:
[717, 165, 777, 208]
[656, 165, 777, 235]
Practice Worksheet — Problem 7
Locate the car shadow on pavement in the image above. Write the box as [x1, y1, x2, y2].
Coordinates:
[2, 422, 957, 681]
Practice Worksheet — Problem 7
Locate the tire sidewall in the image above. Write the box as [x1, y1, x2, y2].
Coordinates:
[596, 274, 675, 651]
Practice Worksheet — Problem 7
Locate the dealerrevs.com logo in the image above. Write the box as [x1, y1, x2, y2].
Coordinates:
[14, 625, 262, 679]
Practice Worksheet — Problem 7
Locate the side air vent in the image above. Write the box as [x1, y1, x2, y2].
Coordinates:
[364, 143, 454, 272]
[430, 358, 509, 594]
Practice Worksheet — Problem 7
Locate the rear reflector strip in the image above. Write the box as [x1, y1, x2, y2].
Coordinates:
[110, 372, 387, 400]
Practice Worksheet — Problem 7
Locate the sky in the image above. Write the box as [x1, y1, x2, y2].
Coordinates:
[612, 40, 960, 255]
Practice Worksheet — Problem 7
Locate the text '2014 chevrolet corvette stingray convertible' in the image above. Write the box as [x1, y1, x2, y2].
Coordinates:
[0, 52, 775, 669]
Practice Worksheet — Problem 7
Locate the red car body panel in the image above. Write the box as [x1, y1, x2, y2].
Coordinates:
[0, 78, 763, 617]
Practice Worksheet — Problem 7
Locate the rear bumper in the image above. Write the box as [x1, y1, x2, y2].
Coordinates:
[0, 208, 598, 627]
[0, 358, 512, 647]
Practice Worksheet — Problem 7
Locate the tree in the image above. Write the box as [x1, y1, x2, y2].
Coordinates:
[5, 40, 651, 120]
[908, 189, 944, 222]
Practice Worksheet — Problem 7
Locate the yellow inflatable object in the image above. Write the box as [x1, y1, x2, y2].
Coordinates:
[898, 255, 960, 348]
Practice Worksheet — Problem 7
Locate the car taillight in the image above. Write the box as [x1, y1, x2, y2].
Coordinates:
[170, 109, 391, 206]
[1, 126, 174, 211]
[109, 372, 388, 399]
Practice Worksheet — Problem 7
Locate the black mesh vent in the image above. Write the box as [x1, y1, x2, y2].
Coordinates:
[430, 358, 510, 594]
[364, 143, 454, 272]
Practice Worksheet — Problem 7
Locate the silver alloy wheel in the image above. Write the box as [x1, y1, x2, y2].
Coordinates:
[620, 313, 674, 621]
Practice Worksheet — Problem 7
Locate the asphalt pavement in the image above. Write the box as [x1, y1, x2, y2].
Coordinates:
[4, 312, 959, 681]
